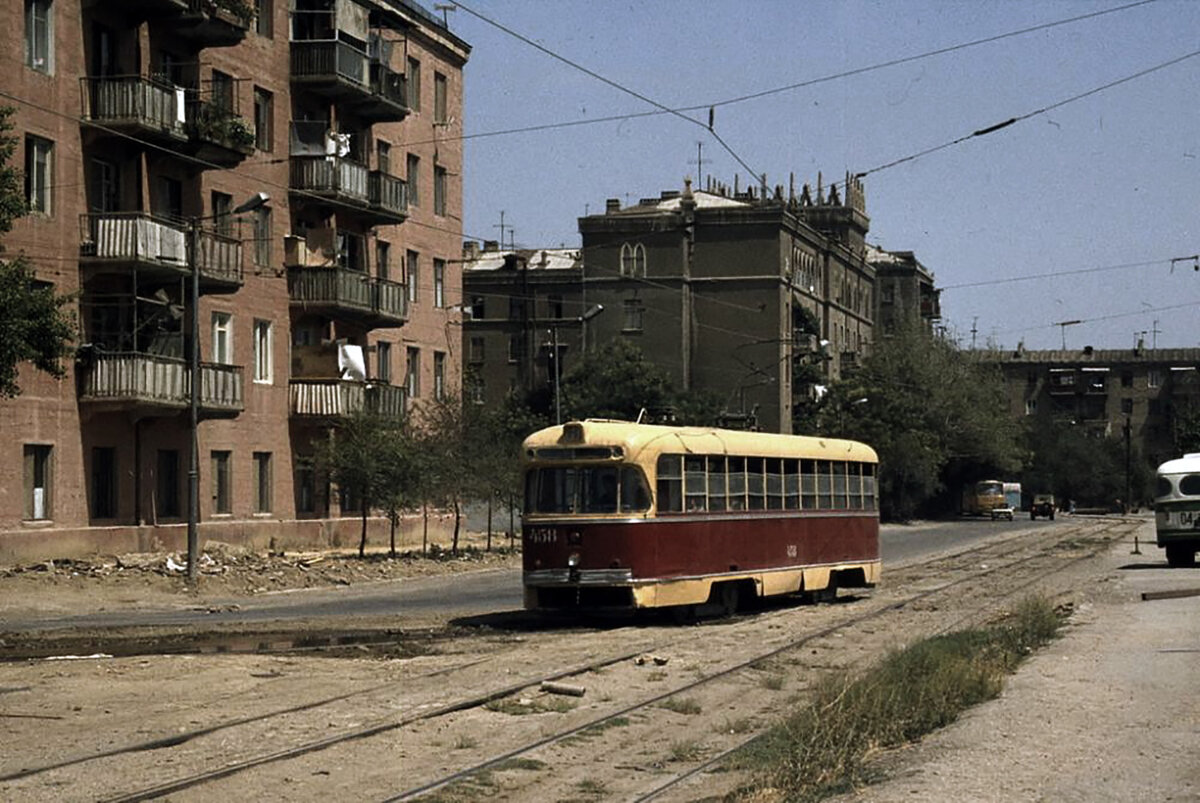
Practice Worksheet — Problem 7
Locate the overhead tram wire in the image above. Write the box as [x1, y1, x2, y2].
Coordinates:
[402, 0, 1159, 149]
[940, 257, 1178, 291]
[451, 1, 762, 181]
[852, 46, 1200, 182]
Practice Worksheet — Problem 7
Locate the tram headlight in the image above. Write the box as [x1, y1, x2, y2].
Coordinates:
[567, 552, 580, 568]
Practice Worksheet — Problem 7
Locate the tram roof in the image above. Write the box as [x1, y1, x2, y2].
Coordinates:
[1157, 452, 1200, 474]
[522, 420, 878, 464]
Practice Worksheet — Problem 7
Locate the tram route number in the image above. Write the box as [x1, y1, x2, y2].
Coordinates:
[527, 527, 559, 545]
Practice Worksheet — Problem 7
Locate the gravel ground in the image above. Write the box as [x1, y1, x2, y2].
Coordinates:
[831, 526, 1200, 803]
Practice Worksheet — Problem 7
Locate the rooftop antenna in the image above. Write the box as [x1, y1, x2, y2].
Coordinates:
[433, 3, 456, 26]
[1055, 319, 1082, 350]
[494, 210, 511, 250]
[1151, 318, 1161, 349]
[694, 141, 710, 188]
[971, 317, 978, 350]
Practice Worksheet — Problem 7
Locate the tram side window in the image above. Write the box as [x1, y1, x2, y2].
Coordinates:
[847, 462, 863, 510]
[832, 462, 848, 509]
[708, 456, 728, 511]
[527, 467, 577, 513]
[727, 456, 745, 510]
[619, 467, 652, 513]
[784, 459, 800, 509]
[1181, 475, 1200, 496]
[685, 455, 707, 512]
[817, 461, 833, 508]
[766, 458, 784, 510]
[656, 455, 683, 512]
[747, 457, 766, 510]
[863, 464, 877, 511]
[801, 459, 817, 509]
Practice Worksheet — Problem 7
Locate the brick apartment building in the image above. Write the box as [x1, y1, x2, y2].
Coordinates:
[866, 244, 941, 337]
[2, 0, 469, 561]
[986, 345, 1200, 471]
[464, 174, 910, 434]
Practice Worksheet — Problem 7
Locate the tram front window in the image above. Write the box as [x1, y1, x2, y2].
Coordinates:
[526, 466, 651, 514]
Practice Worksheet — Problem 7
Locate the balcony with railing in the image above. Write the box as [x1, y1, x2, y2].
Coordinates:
[368, 171, 409, 223]
[81, 76, 189, 144]
[177, 0, 251, 47]
[289, 379, 406, 419]
[287, 265, 407, 328]
[187, 99, 255, 166]
[78, 351, 243, 418]
[290, 154, 369, 206]
[290, 40, 409, 122]
[79, 213, 243, 291]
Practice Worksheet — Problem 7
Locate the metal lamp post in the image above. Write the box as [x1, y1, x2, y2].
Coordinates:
[551, 304, 603, 425]
[187, 192, 270, 581]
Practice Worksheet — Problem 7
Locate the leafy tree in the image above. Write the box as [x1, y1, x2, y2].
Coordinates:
[415, 393, 484, 555]
[1022, 418, 1153, 509]
[315, 410, 414, 557]
[557, 339, 721, 425]
[0, 106, 74, 397]
[831, 323, 1022, 520]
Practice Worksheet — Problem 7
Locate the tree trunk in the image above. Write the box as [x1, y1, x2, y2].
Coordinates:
[359, 497, 369, 558]
[452, 498, 461, 556]
[509, 494, 516, 548]
[389, 510, 397, 558]
[422, 503, 428, 555]
[486, 496, 493, 552]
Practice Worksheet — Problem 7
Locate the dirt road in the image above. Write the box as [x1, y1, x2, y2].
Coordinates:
[1, 516, 1185, 801]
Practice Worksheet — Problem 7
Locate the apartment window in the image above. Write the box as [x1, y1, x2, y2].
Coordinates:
[619, 242, 646, 277]
[23, 444, 52, 520]
[433, 258, 445, 307]
[211, 450, 232, 514]
[377, 341, 391, 382]
[156, 449, 180, 518]
[376, 140, 391, 174]
[407, 57, 421, 112]
[253, 87, 273, 152]
[406, 347, 420, 399]
[1121, 398, 1134, 415]
[212, 311, 232, 364]
[89, 158, 119, 213]
[622, 298, 644, 332]
[252, 452, 272, 514]
[253, 0, 272, 37]
[548, 295, 564, 319]
[211, 70, 234, 111]
[158, 176, 183, 220]
[509, 296, 525, 321]
[376, 240, 390, 280]
[434, 71, 448, 123]
[508, 334, 521, 363]
[406, 154, 420, 207]
[336, 231, 364, 271]
[468, 336, 484, 364]
[470, 295, 486, 319]
[25, 0, 52, 74]
[1121, 371, 1134, 388]
[253, 205, 272, 267]
[406, 249, 419, 304]
[434, 351, 446, 400]
[295, 459, 316, 515]
[1148, 370, 1163, 389]
[1024, 398, 1037, 416]
[212, 191, 233, 236]
[433, 165, 447, 216]
[91, 447, 117, 519]
[24, 135, 52, 215]
[252, 319, 272, 383]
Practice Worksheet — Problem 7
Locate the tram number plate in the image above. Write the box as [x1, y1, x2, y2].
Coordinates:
[786, 544, 798, 558]
[527, 527, 558, 545]
[1174, 511, 1200, 528]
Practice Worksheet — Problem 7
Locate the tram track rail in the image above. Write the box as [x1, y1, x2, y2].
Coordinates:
[0, 518, 1139, 802]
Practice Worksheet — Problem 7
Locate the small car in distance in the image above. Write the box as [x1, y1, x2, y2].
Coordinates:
[991, 505, 1014, 521]
[1030, 494, 1056, 521]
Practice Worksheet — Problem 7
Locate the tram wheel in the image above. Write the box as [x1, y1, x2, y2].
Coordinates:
[1165, 545, 1197, 567]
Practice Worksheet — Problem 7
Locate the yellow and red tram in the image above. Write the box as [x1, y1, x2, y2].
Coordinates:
[521, 420, 880, 613]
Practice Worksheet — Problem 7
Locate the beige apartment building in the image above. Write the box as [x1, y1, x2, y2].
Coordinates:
[2, 0, 469, 562]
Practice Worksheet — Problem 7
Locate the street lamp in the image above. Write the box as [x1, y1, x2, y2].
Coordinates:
[187, 192, 270, 581]
[550, 304, 603, 425]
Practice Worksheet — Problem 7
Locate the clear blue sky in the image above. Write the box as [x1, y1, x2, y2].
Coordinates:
[444, 0, 1200, 351]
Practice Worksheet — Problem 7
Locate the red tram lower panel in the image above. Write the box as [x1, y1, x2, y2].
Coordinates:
[522, 513, 880, 610]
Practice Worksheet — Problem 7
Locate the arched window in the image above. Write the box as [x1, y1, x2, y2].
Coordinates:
[619, 242, 647, 277]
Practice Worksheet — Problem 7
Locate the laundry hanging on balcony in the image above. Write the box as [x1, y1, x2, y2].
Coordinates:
[338, 343, 366, 381]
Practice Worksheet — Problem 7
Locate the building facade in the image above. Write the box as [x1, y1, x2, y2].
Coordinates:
[988, 346, 1200, 471]
[866, 245, 941, 337]
[2, 0, 468, 561]
[464, 175, 887, 433]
